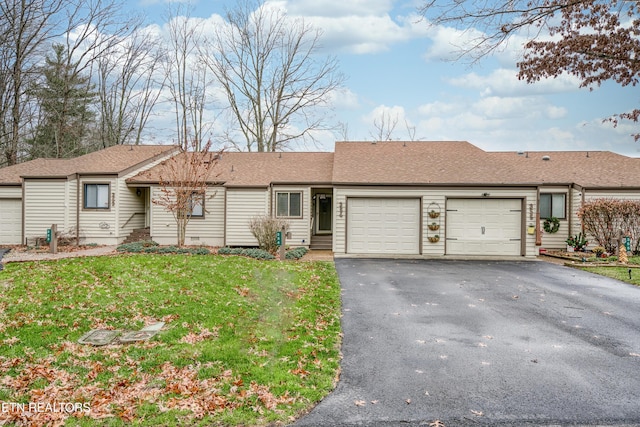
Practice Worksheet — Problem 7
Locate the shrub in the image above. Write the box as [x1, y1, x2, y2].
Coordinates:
[117, 240, 159, 253]
[578, 199, 640, 254]
[286, 247, 308, 260]
[117, 241, 210, 255]
[216, 247, 275, 260]
[248, 215, 289, 253]
[592, 246, 606, 257]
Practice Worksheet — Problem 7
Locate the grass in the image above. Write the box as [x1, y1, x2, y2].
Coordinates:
[579, 265, 640, 287]
[0, 254, 342, 426]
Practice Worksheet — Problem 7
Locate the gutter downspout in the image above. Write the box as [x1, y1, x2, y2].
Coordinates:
[535, 186, 542, 247]
[76, 173, 80, 246]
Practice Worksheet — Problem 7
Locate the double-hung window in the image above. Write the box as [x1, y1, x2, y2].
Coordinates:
[84, 184, 110, 209]
[540, 193, 566, 219]
[276, 192, 302, 218]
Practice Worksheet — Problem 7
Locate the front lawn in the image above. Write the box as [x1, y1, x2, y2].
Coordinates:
[0, 254, 341, 426]
[579, 265, 640, 287]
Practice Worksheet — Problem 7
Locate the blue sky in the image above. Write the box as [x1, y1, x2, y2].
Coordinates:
[135, 0, 639, 156]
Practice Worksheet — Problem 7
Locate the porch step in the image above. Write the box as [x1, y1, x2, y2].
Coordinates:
[310, 234, 333, 250]
[123, 227, 151, 244]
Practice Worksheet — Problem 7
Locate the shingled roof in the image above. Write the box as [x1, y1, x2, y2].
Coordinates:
[0, 145, 178, 184]
[487, 151, 640, 188]
[331, 141, 519, 185]
[332, 141, 640, 188]
[5, 141, 640, 189]
[128, 151, 335, 187]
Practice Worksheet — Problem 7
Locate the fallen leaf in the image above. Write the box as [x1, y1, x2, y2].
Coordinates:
[405, 399, 411, 404]
[429, 420, 445, 427]
[370, 400, 379, 404]
[471, 410, 484, 416]
[354, 400, 366, 407]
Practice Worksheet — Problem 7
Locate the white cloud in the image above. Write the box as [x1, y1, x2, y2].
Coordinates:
[448, 68, 581, 97]
[329, 87, 360, 110]
[281, 0, 395, 17]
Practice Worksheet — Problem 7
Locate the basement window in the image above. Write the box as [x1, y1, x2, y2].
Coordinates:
[540, 193, 566, 219]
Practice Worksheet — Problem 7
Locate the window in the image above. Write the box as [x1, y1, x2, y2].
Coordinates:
[84, 184, 110, 209]
[276, 192, 302, 217]
[540, 193, 566, 219]
[189, 192, 204, 217]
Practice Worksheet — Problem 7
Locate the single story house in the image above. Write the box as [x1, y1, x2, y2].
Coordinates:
[2, 141, 639, 257]
[0, 144, 179, 246]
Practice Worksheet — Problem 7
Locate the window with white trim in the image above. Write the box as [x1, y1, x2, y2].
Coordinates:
[84, 183, 110, 209]
[189, 192, 204, 217]
[540, 193, 566, 219]
[276, 192, 302, 217]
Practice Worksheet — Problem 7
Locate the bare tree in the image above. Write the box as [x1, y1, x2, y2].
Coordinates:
[163, 4, 211, 151]
[0, 0, 147, 166]
[0, 0, 66, 166]
[97, 30, 166, 147]
[153, 140, 219, 247]
[202, 0, 343, 152]
[419, 0, 640, 139]
[370, 110, 399, 141]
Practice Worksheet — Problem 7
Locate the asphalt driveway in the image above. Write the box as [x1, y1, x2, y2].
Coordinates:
[294, 259, 640, 426]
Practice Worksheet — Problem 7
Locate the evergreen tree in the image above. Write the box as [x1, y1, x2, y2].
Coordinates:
[28, 43, 97, 159]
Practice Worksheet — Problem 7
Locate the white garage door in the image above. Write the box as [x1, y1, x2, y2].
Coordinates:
[446, 199, 522, 256]
[347, 198, 420, 254]
[0, 199, 22, 245]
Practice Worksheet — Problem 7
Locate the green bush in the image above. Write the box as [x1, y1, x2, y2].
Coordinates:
[217, 247, 275, 260]
[117, 241, 210, 255]
[116, 240, 159, 253]
[286, 247, 308, 260]
[242, 248, 275, 260]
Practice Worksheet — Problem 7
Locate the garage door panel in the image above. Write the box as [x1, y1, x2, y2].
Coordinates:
[347, 198, 420, 255]
[0, 199, 22, 245]
[446, 199, 521, 256]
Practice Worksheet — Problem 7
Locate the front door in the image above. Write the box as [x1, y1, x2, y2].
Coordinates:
[316, 195, 332, 234]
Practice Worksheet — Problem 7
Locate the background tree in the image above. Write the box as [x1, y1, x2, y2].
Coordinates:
[96, 31, 165, 147]
[419, 0, 640, 139]
[153, 140, 219, 247]
[0, 0, 66, 166]
[27, 44, 96, 159]
[202, 0, 343, 152]
[0, 0, 145, 166]
[163, 4, 211, 151]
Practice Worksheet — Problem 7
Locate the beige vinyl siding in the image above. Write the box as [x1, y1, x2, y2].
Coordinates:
[117, 175, 146, 243]
[23, 179, 71, 243]
[149, 185, 225, 246]
[78, 177, 118, 244]
[225, 188, 269, 246]
[570, 187, 583, 238]
[539, 187, 570, 249]
[0, 186, 22, 198]
[272, 186, 311, 247]
[334, 187, 538, 257]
